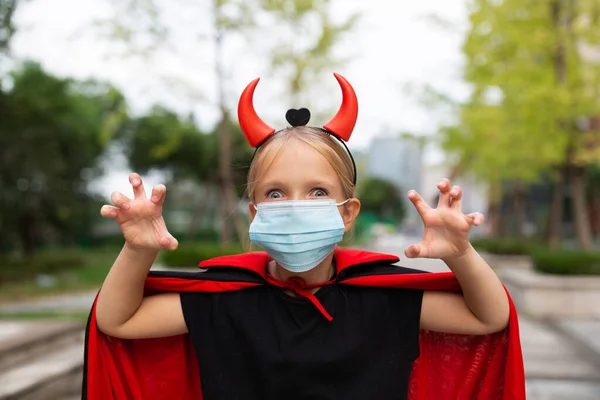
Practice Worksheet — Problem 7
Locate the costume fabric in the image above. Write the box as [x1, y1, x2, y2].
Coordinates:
[81, 248, 526, 400]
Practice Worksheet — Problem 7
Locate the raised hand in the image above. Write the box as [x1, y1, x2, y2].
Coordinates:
[404, 178, 484, 261]
[100, 173, 178, 251]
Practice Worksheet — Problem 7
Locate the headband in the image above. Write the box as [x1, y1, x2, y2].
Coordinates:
[237, 73, 359, 185]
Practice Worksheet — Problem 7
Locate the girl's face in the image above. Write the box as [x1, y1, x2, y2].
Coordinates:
[249, 139, 360, 232]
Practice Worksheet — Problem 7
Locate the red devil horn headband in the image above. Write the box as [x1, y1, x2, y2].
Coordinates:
[237, 73, 358, 148]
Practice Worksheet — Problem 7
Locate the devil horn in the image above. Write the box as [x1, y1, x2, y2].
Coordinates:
[238, 78, 276, 148]
[323, 73, 358, 142]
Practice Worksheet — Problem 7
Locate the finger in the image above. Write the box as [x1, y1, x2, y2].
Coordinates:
[111, 191, 132, 210]
[160, 234, 179, 251]
[466, 212, 485, 226]
[100, 205, 119, 218]
[130, 173, 147, 199]
[404, 244, 423, 259]
[436, 178, 451, 208]
[151, 184, 167, 206]
[450, 185, 462, 209]
[407, 190, 432, 217]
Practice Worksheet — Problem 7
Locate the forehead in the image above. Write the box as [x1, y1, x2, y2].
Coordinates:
[257, 139, 340, 186]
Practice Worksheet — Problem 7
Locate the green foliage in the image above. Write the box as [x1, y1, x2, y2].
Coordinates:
[125, 109, 253, 194]
[0, 247, 119, 301]
[260, 0, 359, 107]
[126, 107, 207, 176]
[161, 242, 245, 267]
[357, 178, 405, 224]
[0, 0, 16, 56]
[0, 62, 128, 255]
[471, 238, 543, 255]
[93, 229, 221, 248]
[532, 249, 600, 275]
[440, 0, 600, 184]
[0, 249, 85, 283]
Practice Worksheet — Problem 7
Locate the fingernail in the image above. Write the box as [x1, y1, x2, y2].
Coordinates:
[132, 179, 139, 185]
[152, 195, 159, 202]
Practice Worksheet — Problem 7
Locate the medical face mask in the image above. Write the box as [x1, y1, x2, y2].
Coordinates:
[249, 199, 349, 273]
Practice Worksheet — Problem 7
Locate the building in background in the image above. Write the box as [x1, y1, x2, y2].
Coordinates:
[422, 164, 489, 237]
[366, 135, 424, 227]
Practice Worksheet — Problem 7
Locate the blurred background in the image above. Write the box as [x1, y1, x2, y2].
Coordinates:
[1, 0, 599, 399]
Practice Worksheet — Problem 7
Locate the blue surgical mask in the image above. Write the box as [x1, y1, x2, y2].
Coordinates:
[249, 199, 349, 273]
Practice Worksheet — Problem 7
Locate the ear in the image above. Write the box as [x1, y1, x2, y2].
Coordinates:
[248, 202, 257, 221]
[341, 198, 361, 232]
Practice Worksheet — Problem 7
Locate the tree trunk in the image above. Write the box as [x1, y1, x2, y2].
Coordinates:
[228, 185, 249, 242]
[509, 184, 527, 238]
[486, 181, 502, 238]
[212, 0, 250, 245]
[487, 203, 500, 238]
[213, 1, 233, 244]
[217, 115, 248, 244]
[547, 167, 566, 249]
[185, 186, 212, 243]
[18, 214, 37, 257]
[546, 1, 570, 249]
[571, 166, 593, 249]
[589, 183, 600, 235]
[217, 115, 234, 243]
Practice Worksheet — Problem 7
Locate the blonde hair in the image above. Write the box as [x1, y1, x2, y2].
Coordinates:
[247, 127, 356, 202]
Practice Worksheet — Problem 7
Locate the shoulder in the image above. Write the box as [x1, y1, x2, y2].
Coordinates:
[336, 259, 426, 310]
[338, 261, 429, 281]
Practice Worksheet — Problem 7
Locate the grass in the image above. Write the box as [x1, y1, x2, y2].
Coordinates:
[0, 247, 118, 303]
[0, 235, 374, 305]
[0, 311, 90, 322]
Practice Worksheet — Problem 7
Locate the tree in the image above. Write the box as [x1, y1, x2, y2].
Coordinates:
[358, 177, 406, 224]
[1, 0, 18, 128]
[440, 0, 600, 248]
[98, 0, 359, 244]
[0, 0, 16, 60]
[124, 106, 253, 241]
[260, 0, 359, 110]
[0, 62, 128, 255]
[98, 0, 261, 244]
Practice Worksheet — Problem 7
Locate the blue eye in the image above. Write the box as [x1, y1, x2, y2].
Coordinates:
[267, 190, 284, 199]
[311, 188, 328, 197]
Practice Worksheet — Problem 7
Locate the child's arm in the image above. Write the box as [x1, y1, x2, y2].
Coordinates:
[420, 247, 509, 335]
[404, 180, 510, 335]
[95, 173, 186, 339]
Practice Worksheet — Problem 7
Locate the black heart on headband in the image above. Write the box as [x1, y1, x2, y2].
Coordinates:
[285, 108, 311, 127]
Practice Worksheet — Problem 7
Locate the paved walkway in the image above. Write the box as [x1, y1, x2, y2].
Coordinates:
[0, 264, 173, 314]
[369, 233, 600, 399]
[2, 235, 600, 399]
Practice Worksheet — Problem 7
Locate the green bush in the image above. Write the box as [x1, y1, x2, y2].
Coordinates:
[532, 250, 600, 275]
[90, 229, 221, 249]
[161, 242, 245, 267]
[471, 238, 542, 255]
[0, 249, 85, 283]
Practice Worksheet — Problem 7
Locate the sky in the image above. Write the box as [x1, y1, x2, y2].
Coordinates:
[10, 0, 471, 198]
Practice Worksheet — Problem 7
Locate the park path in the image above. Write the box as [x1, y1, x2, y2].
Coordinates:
[1, 235, 599, 399]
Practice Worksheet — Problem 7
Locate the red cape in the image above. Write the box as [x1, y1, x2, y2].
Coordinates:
[82, 248, 525, 399]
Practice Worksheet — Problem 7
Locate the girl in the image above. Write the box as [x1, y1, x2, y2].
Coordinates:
[90, 74, 523, 400]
